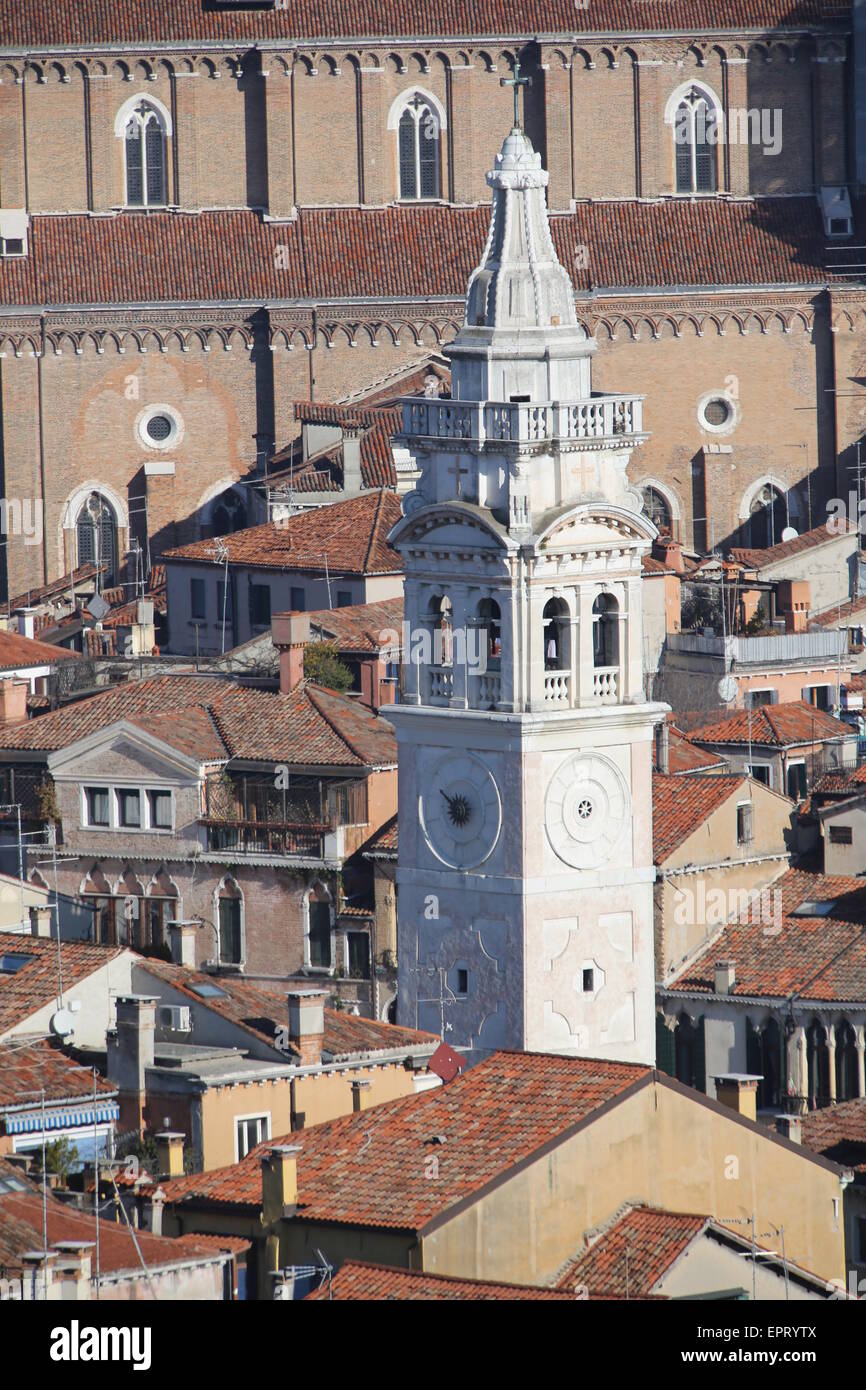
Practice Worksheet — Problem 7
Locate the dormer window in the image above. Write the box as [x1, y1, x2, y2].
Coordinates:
[0, 210, 29, 258]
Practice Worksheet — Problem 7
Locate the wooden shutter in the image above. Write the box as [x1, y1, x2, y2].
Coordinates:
[656, 1013, 676, 1076]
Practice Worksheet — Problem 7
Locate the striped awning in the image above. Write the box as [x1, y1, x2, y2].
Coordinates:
[4, 1103, 119, 1136]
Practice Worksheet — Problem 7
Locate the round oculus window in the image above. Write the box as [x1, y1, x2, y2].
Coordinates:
[702, 397, 732, 428]
[146, 414, 173, 443]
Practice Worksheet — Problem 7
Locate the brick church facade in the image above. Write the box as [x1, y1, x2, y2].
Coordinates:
[0, 0, 864, 601]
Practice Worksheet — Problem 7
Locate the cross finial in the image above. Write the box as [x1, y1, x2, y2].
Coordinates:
[500, 59, 532, 132]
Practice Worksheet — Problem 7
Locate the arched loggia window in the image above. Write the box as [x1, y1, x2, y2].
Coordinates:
[398, 93, 440, 200]
[748, 484, 788, 549]
[641, 485, 673, 537]
[673, 87, 717, 194]
[124, 102, 167, 207]
[426, 594, 453, 667]
[543, 598, 569, 672]
[477, 597, 501, 669]
[593, 593, 619, 669]
[77, 492, 118, 588]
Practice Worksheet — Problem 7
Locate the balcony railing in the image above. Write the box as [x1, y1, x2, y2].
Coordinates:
[668, 630, 848, 665]
[427, 664, 454, 704]
[544, 671, 571, 706]
[202, 820, 328, 858]
[400, 393, 644, 447]
[472, 671, 502, 706]
[593, 666, 618, 703]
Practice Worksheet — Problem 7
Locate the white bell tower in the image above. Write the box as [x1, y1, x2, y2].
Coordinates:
[388, 115, 667, 1065]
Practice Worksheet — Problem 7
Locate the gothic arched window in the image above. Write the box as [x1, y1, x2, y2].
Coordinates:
[641, 485, 673, 537]
[398, 94, 440, 200]
[748, 484, 787, 549]
[76, 492, 118, 587]
[673, 88, 717, 194]
[211, 488, 247, 537]
[124, 102, 167, 207]
[217, 877, 244, 965]
[836, 1020, 859, 1103]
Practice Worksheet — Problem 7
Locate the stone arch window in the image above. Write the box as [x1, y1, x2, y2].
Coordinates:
[476, 596, 502, 669]
[836, 1019, 859, 1102]
[425, 593, 453, 666]
[669, 84, 718, 194]
[211, 487, 247, 537]
[390, 90, 443, 200]
[641, 485, 673, 537]
[807, 1018, 830, 1106]
[748, 483, 788, 549]
[122, 101, 167, 207]
[305, 881, 333, 971]
[216, 876, 244, 965]
[756, 1017, 782, 1109]
[76, 491, 118, 587]
[592, 593, 619, 670]
[543, 597, 570, 672]
[146, 869, 179, 956]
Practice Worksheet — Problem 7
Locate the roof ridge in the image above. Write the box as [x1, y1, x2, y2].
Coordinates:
[303, 683, 367, 765]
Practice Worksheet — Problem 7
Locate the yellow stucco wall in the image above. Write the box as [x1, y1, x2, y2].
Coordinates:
[419, 1079, 846, 1287]
[292, 1062, 416, 1129]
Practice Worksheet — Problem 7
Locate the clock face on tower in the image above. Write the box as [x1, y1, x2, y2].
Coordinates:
[545, 752, 631, 870]
[419, 754, 502, 870]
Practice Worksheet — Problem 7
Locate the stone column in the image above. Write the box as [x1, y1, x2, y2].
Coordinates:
[172, 71, 200, 208]
[826, 1023, 837, 1105]
[262, 59, 294, 219]
[577, 583, 595, 706]
[449, 584, 469, 709]
[723, 58, 750, 195]
[497, 581, 517, 712]
[358, 65, 386, 205]
[0, 74, 26, 207]
[569, 613, 580, 711]
[402, 587, 421, 705]
[624, 577, 642, 701]
[786, 1025, 808, 1115]
[855, 1025, 866, 1099]
[528, 585, 549, 712]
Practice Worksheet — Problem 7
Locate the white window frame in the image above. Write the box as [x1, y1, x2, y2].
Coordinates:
[304, 885, 334, 973]
[214, 877, 246, 968]
[664, 81, 722, 196]
[388, 88, 446, 203]
[115, 96, 171, 209]
[80, 783, 175, 833]
[745, 762, 773, 790]
[234, 1111, 271, 1163]
[736, 799, 754, 846]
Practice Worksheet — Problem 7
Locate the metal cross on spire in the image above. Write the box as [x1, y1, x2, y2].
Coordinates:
[500, 59, 532, 132]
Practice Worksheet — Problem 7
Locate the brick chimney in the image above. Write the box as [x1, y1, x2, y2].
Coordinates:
[351, 1079, 373, 1113]
[651, 538, 685, 574]
[155, 1131, 185, 1179]
[272, 612, 310, 694]
[360, 656, 393, 712]
[29, 904, 53, 938]
[167, 919, 197, 969]
[0, 679, 28, 726]
[654, 721, 670, 775]
[107, 995, 157, 1133]
[713, 1074, 761, 1122]
[261, 1144, 302, 1224]
[287, 989, 326, 1066]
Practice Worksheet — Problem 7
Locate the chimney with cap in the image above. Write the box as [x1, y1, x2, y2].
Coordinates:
[155, 1131, 185, 1180]
[714, 960, 736, 994]
[29, 905, 52, 938]
[713, 1073, 761, 1122]
[272, 612, 310, 694]
[107, 995, 157, 1132]
[288, 988, 326, 1066]
[342, 426, 363, 496]
[168, 919, 197, 969]
[775, 1114, 802, 1145]
[261, 1144, 302, 1224]
[351, 1078, 373, 1113]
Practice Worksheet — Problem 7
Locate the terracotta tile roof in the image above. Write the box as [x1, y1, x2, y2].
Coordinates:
[101, 583, 168, 630]
[300, 597, 403, 655]
[0, 937, 126, 1038]
[83, 628, 117, 658]
[0, 671, 396, 767]
[362, 814, 398, 858]
[2, 566, 103, 616]
[0, 674, 228, 752]
[812, 765, 866, 796]
[667, 722, 729, 776]
[163, 489, 403, 576]
[135, 958, 433, 1058]
[811, 594, 866, 628]
[160, 1051, 652, 1226]
[652, 773, 746, 863]
[729, 519, 855, 570]
[690, 701, 854, 748]
[0, 1187, 230, 1279]
[0, 199, 855, 312]
[557, 1207, 707, 1296]
[667, 866, 866, 1002]
[800, 1098, 866, 1173]
[305, 1260, 576, 1300]
[271, 404, 404, 492]
[0, 1038, 115, 1112]
[0, 1, 846, 46]
[0, 629, 80, 671]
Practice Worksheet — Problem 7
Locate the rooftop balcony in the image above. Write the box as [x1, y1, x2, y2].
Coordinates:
[400, 394, 644, 448]
[667, 630, 849, 668]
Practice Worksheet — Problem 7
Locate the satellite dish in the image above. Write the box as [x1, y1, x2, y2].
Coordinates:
[718, 675, 738, 705]
[50, 1009, 76, 1038]
[781, 526, 798, 543]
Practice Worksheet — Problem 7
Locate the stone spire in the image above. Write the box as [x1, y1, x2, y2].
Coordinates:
[449, 128, 593, 405]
